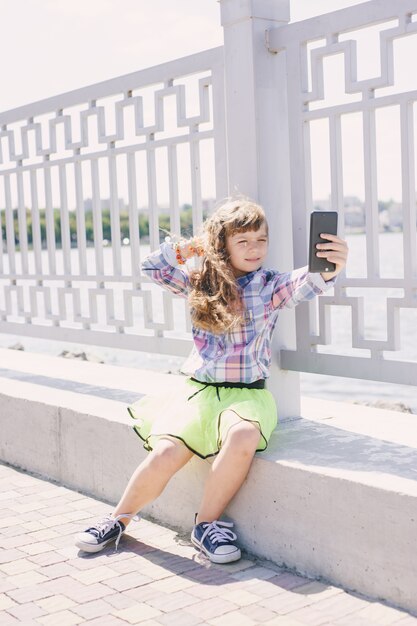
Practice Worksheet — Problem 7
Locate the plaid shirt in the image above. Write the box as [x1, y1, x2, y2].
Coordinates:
[142, 241, 336, 383]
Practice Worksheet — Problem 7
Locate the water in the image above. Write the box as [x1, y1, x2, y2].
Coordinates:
[1, 233, 416, 412]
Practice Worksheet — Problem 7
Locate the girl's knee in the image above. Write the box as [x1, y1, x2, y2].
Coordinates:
[222, 418, 260, 453]
[151, 437, 193, 469]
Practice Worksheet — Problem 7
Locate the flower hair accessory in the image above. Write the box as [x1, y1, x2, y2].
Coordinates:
[189, 237, 205, 258]
[166, 236, 204, 265]
[174, 241, 187, 265]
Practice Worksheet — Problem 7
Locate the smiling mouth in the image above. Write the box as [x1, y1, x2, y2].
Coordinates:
[246, 258, 260, 262]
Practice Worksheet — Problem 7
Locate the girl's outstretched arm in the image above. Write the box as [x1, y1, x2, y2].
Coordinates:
[268, 233, 348, 309]
[268, 267, 337, 310]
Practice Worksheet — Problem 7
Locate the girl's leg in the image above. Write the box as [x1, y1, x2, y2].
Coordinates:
[113, 436, 194, 527]
[196, 415, 260, 524]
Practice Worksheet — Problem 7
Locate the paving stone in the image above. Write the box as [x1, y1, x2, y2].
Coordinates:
[262, 617, 306, 626]
[209, 558, 255, 575]
[145, 589, 200, 612]
[6, 600, 48, 621]
[6, 583, 55, 603]
[184, 597, 239, 620]
[0, 579, 18, 594]
[242, 578, 288, 599]
[267, 572, 317, 592]
[258, 591, 319, 614]
[394, 617, 417, 625]
[67, 555, 120, 571]
[1, 534, 36, 549]
[207, 610, 258, 625]
[187, 583, 224, 600]
[70, 564, 118, 585]
[85, 616, 136, 626]
[147, 576, 195, 594]
[70, 598, 118, 619]
[104, 572, 153, 592]
[63, 510, 92, 522]
[112, 603, 163, 623]
[99, 556, 149, 575]
[312, 592, 375, 620]
[218, 588, 260, 607]
[0, 490, 22, 501]
[0, 593, 18, 610]
[332, 616, 386, 626]
[9, 501, 49, 514]
[36, 609, 84, 625]
[0, 526, 30, 538]
[293, 580, 344, 600]
[27, 551, 69, 567]
[130, 563, 178, 582]
[18, 541, 57, 556]
[38, 562, 81, 579]
[156, 610, 204, 625]
[104, 593, 139, 610]
[0, 549, 26, 564]
[36, 594, 77, 613]
[230, 565, 279, 582]
[239, 603, 281, 623]
[0, 558, 40, 576]
[25, 529, 60, 542]
[6, 570, 49, 588]
[290, 604, 336, 625]
[355, 602, 413, 624]
[0, 610, 20, 624]
[123, 586, 164, 604]
[63, 581, 113, 603]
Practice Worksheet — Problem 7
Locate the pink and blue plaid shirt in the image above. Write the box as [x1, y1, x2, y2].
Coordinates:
[142, 241, 336, 384]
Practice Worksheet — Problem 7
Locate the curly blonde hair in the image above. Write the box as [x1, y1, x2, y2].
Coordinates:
[188, 196, 268, 334]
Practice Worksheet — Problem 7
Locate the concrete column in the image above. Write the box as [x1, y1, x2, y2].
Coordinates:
[219, 0, 300, 417]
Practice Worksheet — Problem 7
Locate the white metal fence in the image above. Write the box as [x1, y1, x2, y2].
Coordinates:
[0, 0, 416, 391]
[266, 0, 417, 385]
[0, 47, 226, 356]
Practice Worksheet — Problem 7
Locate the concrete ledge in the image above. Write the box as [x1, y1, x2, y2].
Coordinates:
[0, 348, 416, 614]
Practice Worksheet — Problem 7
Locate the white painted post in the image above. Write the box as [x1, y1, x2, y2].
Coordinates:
[219, 0, 300, 417]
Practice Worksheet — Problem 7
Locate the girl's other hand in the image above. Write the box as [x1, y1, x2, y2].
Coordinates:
[316, 233, 348, 281]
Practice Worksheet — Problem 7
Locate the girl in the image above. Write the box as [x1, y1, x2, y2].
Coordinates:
[75, 196, 348, 563]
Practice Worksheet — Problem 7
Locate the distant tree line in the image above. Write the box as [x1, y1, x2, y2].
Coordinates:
[0, 204, 203, 248]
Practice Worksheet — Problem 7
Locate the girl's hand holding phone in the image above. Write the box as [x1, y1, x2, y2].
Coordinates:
[316, 233, 348, 281]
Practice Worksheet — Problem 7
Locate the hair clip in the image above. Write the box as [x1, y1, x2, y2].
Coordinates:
[173, 241, 187, 265]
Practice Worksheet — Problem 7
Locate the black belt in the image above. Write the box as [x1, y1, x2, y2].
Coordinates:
[188, 377, 265, 402]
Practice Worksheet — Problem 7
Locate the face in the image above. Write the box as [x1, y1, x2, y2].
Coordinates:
[225, 224, 269, 277]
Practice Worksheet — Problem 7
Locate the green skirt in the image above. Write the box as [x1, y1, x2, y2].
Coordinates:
[127, 376, 278, 459]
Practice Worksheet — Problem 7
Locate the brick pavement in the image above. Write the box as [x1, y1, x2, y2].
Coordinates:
[0, 462, 416, 626]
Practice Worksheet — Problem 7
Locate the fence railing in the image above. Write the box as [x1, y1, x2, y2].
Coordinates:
[0, 47, 226, 356]
[267, 0, 417, 386]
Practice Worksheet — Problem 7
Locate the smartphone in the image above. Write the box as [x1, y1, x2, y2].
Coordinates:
[308, 211, 338, 273]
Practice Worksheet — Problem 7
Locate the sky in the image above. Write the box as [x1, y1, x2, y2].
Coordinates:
[1, 0, 365, 110]
[0, 0, 413, 204]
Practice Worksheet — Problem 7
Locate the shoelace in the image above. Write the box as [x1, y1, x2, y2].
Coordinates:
[88, 512, 140, 552]
[199, 520, 237, 548]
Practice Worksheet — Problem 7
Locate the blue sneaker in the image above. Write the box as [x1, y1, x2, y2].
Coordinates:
[75, 512, 140, 553]
[191, 518, 241, 563]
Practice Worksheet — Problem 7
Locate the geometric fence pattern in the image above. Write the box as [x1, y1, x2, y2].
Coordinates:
[268, 0, 417, 384]
[0, 46, 226, 356]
